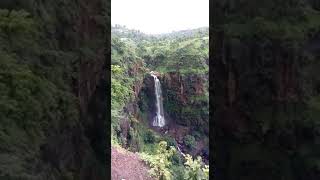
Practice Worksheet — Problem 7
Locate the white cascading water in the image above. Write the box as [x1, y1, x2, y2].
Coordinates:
[150, 73, 165, 127]
[177, 144, 185, 157]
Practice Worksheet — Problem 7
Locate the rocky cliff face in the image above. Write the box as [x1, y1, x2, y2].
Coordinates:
[131, 71, 209, 159]
[162, 72, 209, 134]
[115, 60, 147, 151]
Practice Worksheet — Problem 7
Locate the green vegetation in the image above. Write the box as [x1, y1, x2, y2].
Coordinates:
[111, 25, 209, 179]
[111, 25, 209, 145]
[140, 141, 176, 180]
[184, 154, 209, 180]
[184, 135, 196, 150]
[140, 141, 209, 180]
[214, 1, 320, 179]
[0, 1, 108, 179]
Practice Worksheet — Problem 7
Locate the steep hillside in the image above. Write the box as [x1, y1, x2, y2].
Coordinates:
[0, 1, 108, 179]
[111, 146, 153, 180]
[213, 1, 320, 179]
[111, 26, 209, 179]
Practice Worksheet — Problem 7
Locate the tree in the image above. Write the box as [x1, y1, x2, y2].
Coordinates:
[140, 141, 176, 180]
[184, 135, 196, 150]
[184, 154, 209, 180]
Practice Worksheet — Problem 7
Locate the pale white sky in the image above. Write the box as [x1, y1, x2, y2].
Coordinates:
[111, 0, 208, 34]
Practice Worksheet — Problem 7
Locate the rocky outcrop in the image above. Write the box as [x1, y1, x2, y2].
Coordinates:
[161, 72, 209, 133]
[136, 71, 209, 130]
[116, 61, 148, 150]
[130, 60, 145, 99]
[163, 72, 207, 103]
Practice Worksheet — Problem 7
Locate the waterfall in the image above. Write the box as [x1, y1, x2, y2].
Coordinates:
[150, 73, 165, 127]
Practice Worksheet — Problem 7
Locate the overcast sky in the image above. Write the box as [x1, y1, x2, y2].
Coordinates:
[111, 0, 208, 34]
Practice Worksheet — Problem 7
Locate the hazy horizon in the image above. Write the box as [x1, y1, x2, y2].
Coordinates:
[112, 24, 209, 35]
[111, 0, 208, 34]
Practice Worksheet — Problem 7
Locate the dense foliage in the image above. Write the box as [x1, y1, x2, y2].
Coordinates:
[111, 25, 209, 179]
[0, 1, 108, 179]
[140, 141, 209, 180]
[184, 154, 209, 180]
[213, 0, 320, 179]
[140, 141, 176, 180]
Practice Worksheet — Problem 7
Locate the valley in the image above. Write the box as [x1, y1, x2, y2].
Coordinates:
[111, 25, 209, 179]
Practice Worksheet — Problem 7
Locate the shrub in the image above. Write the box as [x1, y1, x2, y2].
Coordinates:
[184, 154, 209, 180]
[163, 135, 177, 147]
[128, 127, 143, 151]
[171, 165, 185, 180]
[144, 130, 156, 143]
[140, 141, 176, 180]
[184, 135, 196, 150]
[170, 151, 182, 165]
[191, 131, 202, 140]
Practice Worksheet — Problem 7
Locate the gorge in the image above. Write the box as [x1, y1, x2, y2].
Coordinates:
[111, 25, 209, 179]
